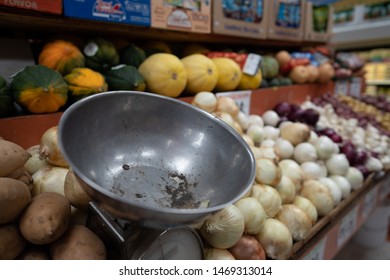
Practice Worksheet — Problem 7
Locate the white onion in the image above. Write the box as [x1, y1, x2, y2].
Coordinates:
[345, 167, 364, 190]
[39, 126, 69, 167]
[262, 110, 280, 127]
[255, 218, 293, 260]
[276, 204, 312, 241]
[319, 177, 342, 205]
[251, 184, 282, 218]
[200, 204, 244, 249]
[236, 111, 250, 131]
[279, 159, 303, 192]
[300, 162, 324, 180]
[192, 91, 217, 113]
[248, 114, 264, 127]
[261, 139, 276, 147]
[24, 145, 51, 175]
[216, 96, 239, 118]
[315, 136, 337, 160]
[365, 156, 383, 172]
[308, 130, 319, 144]
[274, 138, 294, 159]
[263, 126, 280, 140]
[213, 111, 235, 128]
[317, 161, 328, 177]
[325, 153, 350, 176]
[330, 175, 351, 199]
[246, 124, 265, 144]
[255, 146, 278, 161]
[242, 134, 255, 147]
[275, 176, 296, 204]
[235, 197, 266, 235]
[293, 195, 318, 225]
[293, 142, 318, 164]
[32, 166, 69, 197]
[204, 248, 235, 260]
[300, 180, 334, 216]
[255, 158, 282, 187]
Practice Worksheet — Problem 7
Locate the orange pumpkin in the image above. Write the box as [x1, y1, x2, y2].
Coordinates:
[38, 40, 85, 75]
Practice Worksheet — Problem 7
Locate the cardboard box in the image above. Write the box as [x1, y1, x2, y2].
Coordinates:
[266, 0, 305, 41]
[151, 0, 211, 33]
[304, 2, 333, 42]
[63, 0, 150, 27]
[0, 0, 62, 14]
[212, 0, 268, 39]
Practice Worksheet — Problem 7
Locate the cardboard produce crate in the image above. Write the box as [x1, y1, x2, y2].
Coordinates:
[212, 0, 268, 39]
[63, 0, 150, 26]
[266, 0, 305, 41]
[0, 0, 62, 15]
[151, 0, 211, 33]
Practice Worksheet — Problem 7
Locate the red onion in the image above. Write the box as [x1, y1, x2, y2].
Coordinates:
[340, 142, 356, 165]
[273, 102, 291, 117]
[354, 150, 368, 165]
[301, 108, 319, 126]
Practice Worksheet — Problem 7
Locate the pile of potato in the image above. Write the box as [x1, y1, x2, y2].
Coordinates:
[0, 130, 106, 260]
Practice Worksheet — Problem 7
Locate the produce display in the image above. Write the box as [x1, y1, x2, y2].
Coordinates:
[0, 130, 105, 260]
[190, 92, 388, 260]
[0, 37, 336, 118]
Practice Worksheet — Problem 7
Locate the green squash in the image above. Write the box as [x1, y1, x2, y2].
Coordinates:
[10, 65, 68, 114]
[120, 44, 146, 68]
[83, 38, 119, 74]
[0, 75, 15, 117]
[105, 65, 145, 91]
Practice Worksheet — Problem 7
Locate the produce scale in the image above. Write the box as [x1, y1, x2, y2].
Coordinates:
[57, 90, 256, 260]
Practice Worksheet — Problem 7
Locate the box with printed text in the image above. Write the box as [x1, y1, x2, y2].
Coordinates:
[0, 0, 62, 15]
[151, 0, 211, 33]
[63, 0, 150, 27]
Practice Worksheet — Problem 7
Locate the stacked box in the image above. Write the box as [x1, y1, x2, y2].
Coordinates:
[0, 0, 62, 15]
[63, 0, 150, 26]
[304, 2, 333, 42]
[212, 0, 268, 39]
[150, 0, 211, 33]
[266, 0, 305, 41]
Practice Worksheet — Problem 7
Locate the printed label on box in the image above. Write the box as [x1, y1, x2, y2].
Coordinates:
[303, 237, 327, 260]
[337, 206, 358, 248]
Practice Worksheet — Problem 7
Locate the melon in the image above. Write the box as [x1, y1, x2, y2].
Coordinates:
[211, 58, 242, 92]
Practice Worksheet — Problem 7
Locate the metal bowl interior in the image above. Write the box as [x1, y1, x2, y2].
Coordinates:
[58, 91, 255, 228]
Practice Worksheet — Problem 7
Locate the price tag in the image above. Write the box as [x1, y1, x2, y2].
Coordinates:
[362, 187, 378, 219]
[334, 80, 349, 96]
[303, 237, 327, 260]
[216, 90, 252, 116]
[242, 53, 262, 76]
[337, 206, 358, 248]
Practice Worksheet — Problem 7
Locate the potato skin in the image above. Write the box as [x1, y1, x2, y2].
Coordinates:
[50, 225, 106, 260]
[0, 177, 32, 224]
[0, 223, 27, 260]
[19, 192, 71, 245]
[17, 245, 50, 260]
[0, 139, 31, 177]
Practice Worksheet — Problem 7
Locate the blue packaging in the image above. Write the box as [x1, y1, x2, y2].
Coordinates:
[63, 0, 150, 26]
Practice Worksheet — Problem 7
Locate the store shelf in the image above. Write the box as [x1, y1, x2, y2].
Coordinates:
[366, 80, 390, 86]
[0, 6, 323, 49]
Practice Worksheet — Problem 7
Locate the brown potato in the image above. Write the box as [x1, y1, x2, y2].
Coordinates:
[19, 192, 71, 245]
[0, 223, 27, 260]
[50, 225, 106, 260]
[17, 245, 50, 260]
[0, 139, 31, 177]
[0, 177, 31, 224]
[64, 170, 92, 211]
[6, 167, 34, 192]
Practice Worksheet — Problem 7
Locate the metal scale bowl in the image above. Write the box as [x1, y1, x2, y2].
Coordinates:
[58, 91, 256, 260]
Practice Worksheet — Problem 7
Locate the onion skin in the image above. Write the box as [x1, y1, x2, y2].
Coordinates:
[39, 126, 69, 168]
[276, 204, 312, 241]
[192, 91, 217, 113]
[204, 248, 235, 260]
[235, 197, 266, 235]
[251, 184, 282, 218]
[280, 123, 310, 146]
[228, 235, 266, 260]
[255, 158, 282, 187]
[293, 195, 318, 225]
[255, 218, 293, 260]
[300, 180, 334, 217]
